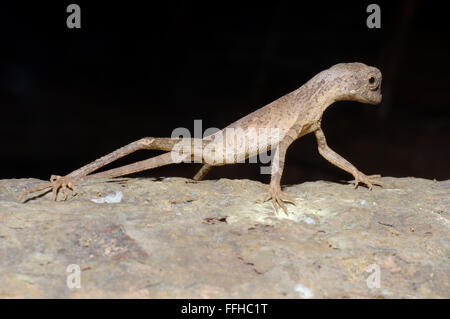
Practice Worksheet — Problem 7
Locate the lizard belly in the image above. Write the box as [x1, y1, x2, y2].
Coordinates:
[202, 126, 288, 165]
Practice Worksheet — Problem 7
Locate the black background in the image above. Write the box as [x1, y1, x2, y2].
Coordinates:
[1, 1, 449, 185]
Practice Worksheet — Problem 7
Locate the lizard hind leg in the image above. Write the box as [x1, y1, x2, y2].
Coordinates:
[19, 137, 203, 202]
[50, 175, 77, 201]
[193, 164, 213, 181]
[18, 174, 77, 202]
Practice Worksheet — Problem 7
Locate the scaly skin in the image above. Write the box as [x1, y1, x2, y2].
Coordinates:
[19, 62, 383, 214]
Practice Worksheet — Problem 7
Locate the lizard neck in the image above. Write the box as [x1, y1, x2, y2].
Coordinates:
[290, 68, 356, 135]
[294, 72, 341, 118]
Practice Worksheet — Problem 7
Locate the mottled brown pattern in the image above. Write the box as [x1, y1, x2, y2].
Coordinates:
[19, 62, 384, 213]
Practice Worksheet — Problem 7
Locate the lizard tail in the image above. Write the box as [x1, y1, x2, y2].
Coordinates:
[87, 152, 178, 180]
[18, 182, 53, 202]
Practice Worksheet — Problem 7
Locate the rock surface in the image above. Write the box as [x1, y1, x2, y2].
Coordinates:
[0, 176, 449, 298]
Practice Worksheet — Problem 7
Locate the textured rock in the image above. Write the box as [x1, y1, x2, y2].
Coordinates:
[0, 176, 449, 298]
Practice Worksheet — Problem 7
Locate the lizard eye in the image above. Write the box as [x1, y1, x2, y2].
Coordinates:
[368, 75, 378, 91]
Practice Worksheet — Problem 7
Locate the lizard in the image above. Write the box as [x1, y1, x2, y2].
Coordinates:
[19, 62, 383, 213]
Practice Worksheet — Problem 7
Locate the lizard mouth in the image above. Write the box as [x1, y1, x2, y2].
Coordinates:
[371, 92, 382, 104]
[368, 85, 382, 104]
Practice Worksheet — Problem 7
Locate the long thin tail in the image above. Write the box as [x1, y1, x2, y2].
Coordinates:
[87, 152, 180, 180]
[18, 182, 53, 201]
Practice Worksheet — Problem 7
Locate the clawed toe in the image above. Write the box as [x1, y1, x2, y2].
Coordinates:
[351, 173, 383, 189]
[265, 185, 296, 215]
[50, 175, 76, 201]
[19, 175, 77, 202]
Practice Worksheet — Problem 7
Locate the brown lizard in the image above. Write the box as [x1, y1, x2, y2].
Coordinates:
[19, 62, 383, 213]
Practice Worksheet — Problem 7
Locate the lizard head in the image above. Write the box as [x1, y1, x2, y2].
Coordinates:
[330, 62, 382, 105]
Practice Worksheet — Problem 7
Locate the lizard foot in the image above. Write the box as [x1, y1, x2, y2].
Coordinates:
[49, 175, 77, 200]
[265, 184, 296, 215]
[350, 173, 383, 190]
[18, 174, 77, 202]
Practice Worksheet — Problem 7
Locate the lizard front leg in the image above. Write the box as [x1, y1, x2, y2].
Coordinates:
[314, 128, 383, 189]
[266, 135, 296, 214]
